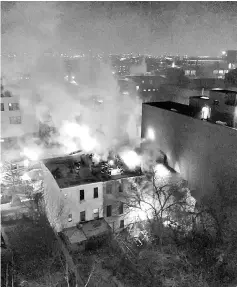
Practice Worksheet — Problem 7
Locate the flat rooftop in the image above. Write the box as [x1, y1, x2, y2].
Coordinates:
[43, 154, 142, 189]
[144, 101, 194, 117]
[211, 87, 237, 93]
[144, 101, 237, 131]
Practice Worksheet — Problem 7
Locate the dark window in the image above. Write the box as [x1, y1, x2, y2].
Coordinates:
[106, 205, 112, 217]
[118, 184, 123, 193]
[80, 211, 86, 222]
[80, 189, 84, 201]
[68, 214, 72, 222]
[9, 116, 21, 124]
[94, 187, 98, 198]
[93, 209, 99, 219]
[106, 184, 112, 194]
[119, 202, 124, 215]
[120, 220, 124, 228]
[8, 103, 20, 111]
[1, 103, 4, 111]
[225, 93, 236, 106]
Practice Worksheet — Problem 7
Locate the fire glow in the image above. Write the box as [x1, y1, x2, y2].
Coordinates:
[59, 121, 98, 154]
[22, 147, 39, 161]
[119, 150, 141, 170]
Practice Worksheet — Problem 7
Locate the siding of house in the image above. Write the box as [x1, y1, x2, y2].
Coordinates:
[62, 182, 104, 228]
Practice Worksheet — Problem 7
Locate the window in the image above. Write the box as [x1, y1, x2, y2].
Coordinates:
[185, 70, 190, 75]
[1, 103, 4, 111]
[119, 202, 124, 215]
[106, 205, 112, 217]
[80, 189, 84, 201]
[118, 184, 123, 193]
[190, 70, 196, 75]
[225, 94, 236, 106]
[149, 79, 153, 84]
[8, 103, 20, 111]
[106, 184, 112, 194]
[68, 214, 72, 222]
[219, 70, 224, 74]
[94, 187, 98, 198]
[9, 116, 21, 124]
[213, 70, 218, 74]
[136, 86, 139, 91]
[80, 211, 86, 222]
[93, 208, 99, 219]
[142, 80, 144, 84]
[120, 220, 124, 228]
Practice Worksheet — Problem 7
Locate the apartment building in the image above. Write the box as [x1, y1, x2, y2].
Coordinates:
[1, 88, 39, 149]
[141, 100, 237, 200]
[42, 154, 143, 232]
[189, 87, 237, 128]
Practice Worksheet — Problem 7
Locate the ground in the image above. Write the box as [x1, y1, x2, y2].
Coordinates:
[1, 217, 128, 287]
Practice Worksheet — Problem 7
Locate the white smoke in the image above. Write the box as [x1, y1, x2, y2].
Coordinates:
[1, 2, 142, 163]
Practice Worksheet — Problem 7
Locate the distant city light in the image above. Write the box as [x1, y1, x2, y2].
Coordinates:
[147, 127, 155, 141]
[222, 51, 226, 55]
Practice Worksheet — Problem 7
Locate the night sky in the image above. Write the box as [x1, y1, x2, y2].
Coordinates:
[1, 1, 237, 56]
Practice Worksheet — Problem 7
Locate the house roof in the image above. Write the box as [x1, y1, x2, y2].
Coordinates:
[43, 154, 142, 189]
[62, 218, 111, 244]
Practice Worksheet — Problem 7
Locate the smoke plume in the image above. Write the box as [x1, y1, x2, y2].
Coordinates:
[1, 2, 142, 162]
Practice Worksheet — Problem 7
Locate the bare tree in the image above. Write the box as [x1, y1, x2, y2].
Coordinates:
[114, 170, 196, 242]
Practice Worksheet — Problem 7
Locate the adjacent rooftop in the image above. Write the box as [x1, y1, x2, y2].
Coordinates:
[145, 101, 194, 117]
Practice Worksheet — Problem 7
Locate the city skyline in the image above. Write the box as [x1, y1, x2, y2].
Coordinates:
[2, 2, 237, 58]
